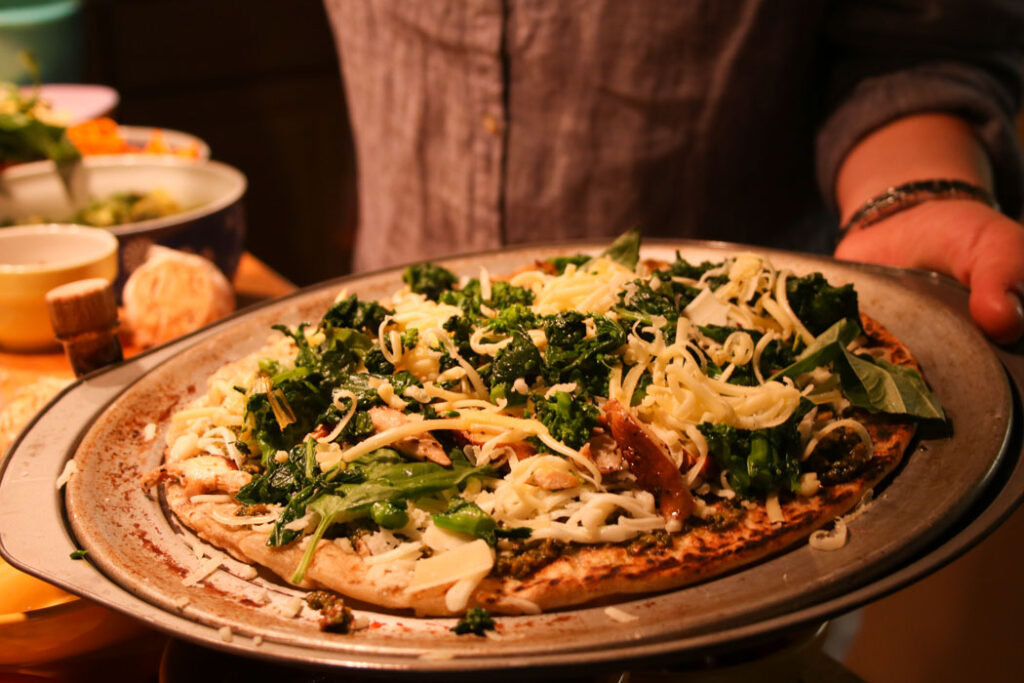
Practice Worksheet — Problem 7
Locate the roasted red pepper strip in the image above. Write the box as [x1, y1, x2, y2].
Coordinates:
[604, 400, 693, 522]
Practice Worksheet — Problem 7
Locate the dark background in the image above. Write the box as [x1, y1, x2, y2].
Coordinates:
[80, 0, 357, 286]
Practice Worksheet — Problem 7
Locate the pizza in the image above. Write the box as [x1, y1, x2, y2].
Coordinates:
[144, 232, 944, 624]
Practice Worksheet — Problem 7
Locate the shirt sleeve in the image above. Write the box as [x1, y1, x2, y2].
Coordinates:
[816, 0, 1024, 218]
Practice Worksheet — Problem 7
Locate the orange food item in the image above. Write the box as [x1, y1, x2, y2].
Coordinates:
[66, 117, 126, 155]
[66, 118, 201, 159]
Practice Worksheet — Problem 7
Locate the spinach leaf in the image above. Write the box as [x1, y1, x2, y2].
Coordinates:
[655, 253, 725, 280]
[245, 377, 330, 458]
[290, 450, 492, 582]
[237, 439, 366, 546]
[440, 279, 535, 317]
[697, 325, 796, 385]
[613, 279, 693, 336]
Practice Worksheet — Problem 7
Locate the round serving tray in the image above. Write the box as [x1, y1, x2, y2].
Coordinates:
[0, 240, 1019, 674]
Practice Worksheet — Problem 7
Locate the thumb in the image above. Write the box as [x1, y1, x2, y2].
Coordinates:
[965, 245, 1024, 345]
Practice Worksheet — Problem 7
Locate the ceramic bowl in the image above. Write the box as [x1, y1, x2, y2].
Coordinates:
[0, 156, 247, 291]
[0, 556, 144, 669]
[116, 125, 210, 160]
[0, 224, 118, 350]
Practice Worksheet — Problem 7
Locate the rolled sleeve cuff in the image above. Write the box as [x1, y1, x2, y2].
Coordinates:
[816, 62, 1024, 219]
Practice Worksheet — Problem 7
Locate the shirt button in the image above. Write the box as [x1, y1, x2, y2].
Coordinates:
[481, 114, 502, 137]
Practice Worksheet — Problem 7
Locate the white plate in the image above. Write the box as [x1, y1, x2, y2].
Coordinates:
[20, 84, 119, 125]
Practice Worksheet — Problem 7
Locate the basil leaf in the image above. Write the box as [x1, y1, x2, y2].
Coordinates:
[600, 228, 641, 269]
[838, 354, 945, 421]
[772, 319, 945, 421]
[770, 319, 860, 380]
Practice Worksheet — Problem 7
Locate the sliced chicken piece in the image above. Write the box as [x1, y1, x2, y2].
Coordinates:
[580, 428, 623, 474]
[530, 466, 580, 491]
[454, 428, 536, 460]
[368, 406, 450, 466]
[603, 400, 693, 522]
[165, 455, 251, 496]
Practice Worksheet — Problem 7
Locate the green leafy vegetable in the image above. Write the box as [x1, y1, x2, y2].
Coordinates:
[486, 304, 539, 335]
[547, 254, 591, 274]
[0, 61, 81, 166]
[291, 449, 492, 582]
[403, 263, 459, 300]
[532, 391, 599, 449]
[698, 399, 813, 496]
[236, 439, 365, 545]
[785, 273, 860, 336]
[542, 312, 626, 396]
[451, 606, 496, 635]
[370, 499, 409, 529]
[599, 228, 641, 269]
[489, 331, 543, 400]
[69, 549, 88, 560]
[772, 320, 945, 421]
[655, 253, 725, 280]
[440, 279, 535, 317]
[432, 498, 499, 544]
[321, 295, 392, 335]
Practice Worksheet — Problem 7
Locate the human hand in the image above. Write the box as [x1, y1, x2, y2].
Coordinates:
[834, 200, 1024, 344]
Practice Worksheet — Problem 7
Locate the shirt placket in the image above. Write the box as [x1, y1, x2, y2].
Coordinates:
[462, 0, 507, 252]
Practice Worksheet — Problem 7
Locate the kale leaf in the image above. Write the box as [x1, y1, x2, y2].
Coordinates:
[542, 313, 626, 397]
[402, 263, 459, 300]
[321, 295, 392, 335]
[785, 273, 860, 336]
[440, 279, 535, 317]
[489, 331, 543, 400]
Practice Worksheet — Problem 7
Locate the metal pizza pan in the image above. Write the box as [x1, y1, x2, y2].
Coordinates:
[0, 239, 1016, 673]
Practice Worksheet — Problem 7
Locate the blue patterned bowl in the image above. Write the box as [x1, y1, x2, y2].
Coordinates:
[0, 156, 247, 294]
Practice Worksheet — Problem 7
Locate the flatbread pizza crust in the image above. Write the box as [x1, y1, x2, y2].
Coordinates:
[158, 313, 919, 617]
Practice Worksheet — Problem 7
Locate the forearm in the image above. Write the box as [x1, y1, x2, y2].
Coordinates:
[835, 112, 995, 225]
[832, 113, 1024, 344]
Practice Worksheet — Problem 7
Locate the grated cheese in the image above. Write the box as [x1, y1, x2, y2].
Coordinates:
[56, 459, 77, 489]
[604, 606, 639, 623]
[809, 519, 848, 550]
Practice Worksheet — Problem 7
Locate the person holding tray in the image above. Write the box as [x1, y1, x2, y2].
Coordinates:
[324, 0, 1024, 344]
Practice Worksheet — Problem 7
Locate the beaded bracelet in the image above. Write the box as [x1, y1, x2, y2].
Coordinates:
[839, 179, 999, 236]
